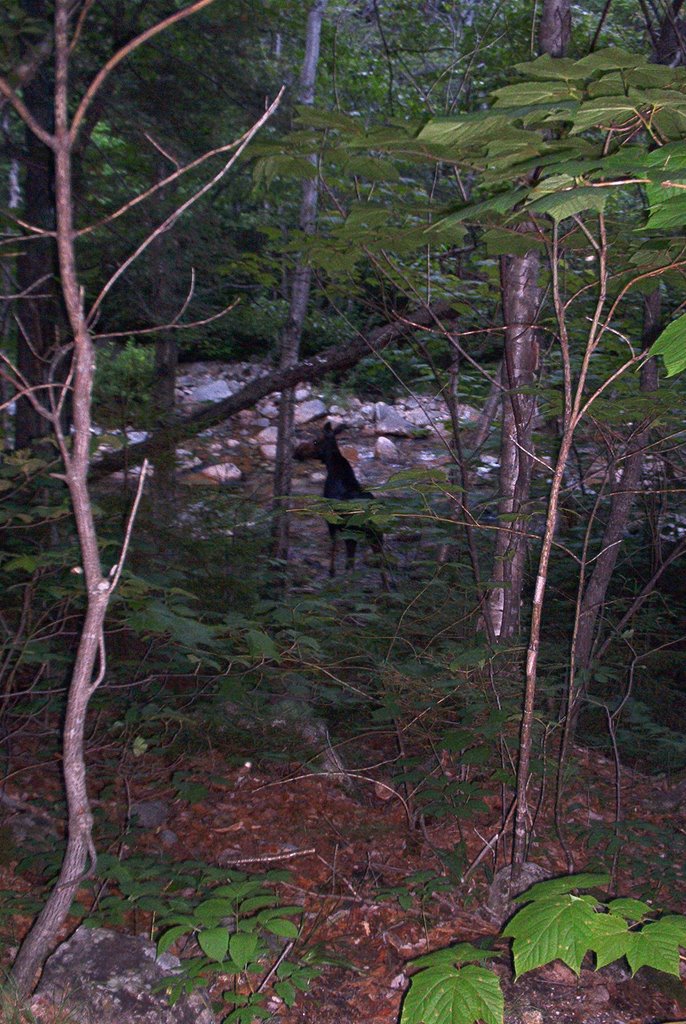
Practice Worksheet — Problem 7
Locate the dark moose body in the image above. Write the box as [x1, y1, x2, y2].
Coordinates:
[295, 421, 384, 579]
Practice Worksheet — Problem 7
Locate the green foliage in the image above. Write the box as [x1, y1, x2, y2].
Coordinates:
[92, 339, 155, 431]
[648, 313, 686, 376]
[401, 874, 686, 1024]
[401, 945, 503, 1024]
[80, 854, 318, 1022]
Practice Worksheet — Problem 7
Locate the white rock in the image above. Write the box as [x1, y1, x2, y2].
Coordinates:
[374, 402, 414, 436]
[257, 400, 279, 418]
[294, 398, 327, 424]
[260, 444, 277, 459]
[256, 426, 278, 443]
[295, 385, 311, 401]
[125, 430, 149, 444]
[457, 404, 480, 424]
[190, 380, 236, 403]
[200, 462, 242, 483]
[375, 436, 399, 461]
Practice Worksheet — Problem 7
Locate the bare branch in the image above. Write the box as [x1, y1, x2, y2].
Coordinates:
[87, 87, 284, 325]
[70, 0, 220, 141]
[0, 76, 54, 148]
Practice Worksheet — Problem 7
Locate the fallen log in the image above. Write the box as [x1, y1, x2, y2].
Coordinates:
[93, 300, 456, 476]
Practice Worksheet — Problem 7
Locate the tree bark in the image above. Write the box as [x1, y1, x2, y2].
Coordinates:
[510, 0, 570, 870]
[568, 295, 660, 730]
[273, 0, 328, 563]
[11, 2, 110, 991]
[487, 246, 541, 638]
[14, 1, 61, 451]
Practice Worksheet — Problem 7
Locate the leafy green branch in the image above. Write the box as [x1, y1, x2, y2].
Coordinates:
[401, 873, 686, 1024]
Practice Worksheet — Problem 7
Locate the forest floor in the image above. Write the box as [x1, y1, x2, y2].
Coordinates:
[2, 729, 686, 1024]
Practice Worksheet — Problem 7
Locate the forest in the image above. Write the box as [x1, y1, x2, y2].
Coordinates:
[2, 1, 686, 1022]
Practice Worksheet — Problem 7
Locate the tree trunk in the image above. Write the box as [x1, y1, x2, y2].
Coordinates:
[11, 2, 110, 991]
[510, 0, 571, 870]
[487, 246, 541, 638]
[14, 1, 61, 451]
[568, 294, 660, 731]
[272, 0, 328, 563]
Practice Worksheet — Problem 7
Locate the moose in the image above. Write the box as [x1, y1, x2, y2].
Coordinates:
[295, 421, 386, 582]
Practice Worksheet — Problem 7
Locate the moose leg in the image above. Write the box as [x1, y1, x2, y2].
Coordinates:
[329, 530, 338, 577]
[344, 537, 357, 571]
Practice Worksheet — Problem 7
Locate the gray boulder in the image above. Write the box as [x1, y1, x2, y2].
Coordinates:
[373, 402, 415, 437]
[36, 926, 215, 1024]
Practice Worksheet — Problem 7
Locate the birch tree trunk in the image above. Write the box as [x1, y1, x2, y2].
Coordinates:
[273, 0, 328, 563]
[510, 0, 571, 868]
[487, 0, 571, 641]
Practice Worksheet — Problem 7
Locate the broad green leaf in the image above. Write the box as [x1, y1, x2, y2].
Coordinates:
[514, 873, 609, 902]
[246, 629, 279, 660]
[344, 156, 400, 182]
[401, 964, 504, 1024]
[570, 97, 643, 134]
[587, 912, 630, 969]
[237, 895, 277, 914]
[572, 47, 650, 72]
[606, 898, 652, 922]
[274, 980, 297, 1006]
[417, 113, 510, 151]
[512, 54, 583, 82]
[626, 917, 686, 976]
[229, 931, 259, 970]
[263, 917, 300, 938]
[504, 894, 598, 976]
[157, 924, 188, 955]
[198, 925, 230, 963]
[410, 942, 497, 970]
[648, 313, 686, 376]
[526, 185, 607, 221]
[492, 81, 576, 108]
[195, 897, 238, 924]
[644, 192, 686, 229]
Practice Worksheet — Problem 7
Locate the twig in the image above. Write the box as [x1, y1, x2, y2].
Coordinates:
[87, 87, 284, 323]
[256, 940, 295, 994]
[222, 848, 315, 865]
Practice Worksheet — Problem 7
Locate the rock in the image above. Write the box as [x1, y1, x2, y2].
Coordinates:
[456, 403, 480, 424]
[373, 402, 415, 437]
[257, 400, 279, 418]
[375, 436, 399, 461]
[37, 926, 216, 1024]
[190, 380, 236, 403]
[199, 462, 242, 484]
[256, 426, 278, 444]
[131, 800, 169, 828]
[294, 399, 327, 424]
[260, 445, 277, 459]
[295, 385, 311, 401]
[126, 430, 149, 445]
[485, 862, 550, 926]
